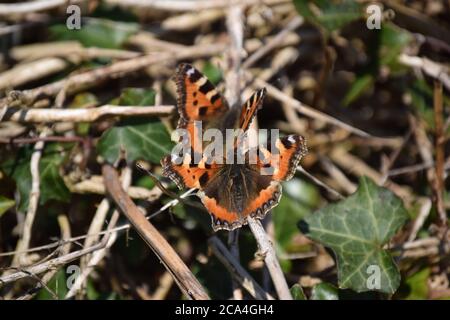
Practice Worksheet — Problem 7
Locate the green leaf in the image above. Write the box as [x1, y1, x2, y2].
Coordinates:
[293, 0, 363, 34]
[202, 62, 223, 85]
[97, 88, 173, 164]
[311, 283, 339, 300]
[39, 149, 71, 205]
[408, 80, 434, 129]
[50, 19, 138, 49]
[97, 119, 173, 164]
[35, 269, 67, 300]
[405, 268, 430, 300]
[119, 88, 156, 106]
[342, 23, 412, 105]
[298, 176, 409, 294]
[290, 284, 307, 300]
[379, 23, 412, 67]
[69, 93, 99, 135]
[69, 93, 99, 108]
[87, 278, 100, 300]
[273, 178, 319, 249]
[0, 195, 15, 217]
[1, 144, 70, 212]
[343, 74, 374, 106]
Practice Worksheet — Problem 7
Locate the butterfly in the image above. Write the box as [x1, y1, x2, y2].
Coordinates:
[161, 63, 307, 231]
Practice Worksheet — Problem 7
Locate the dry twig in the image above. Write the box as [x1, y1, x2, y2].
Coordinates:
[102, 164, 210, 300]
[1, 105, 174, 123]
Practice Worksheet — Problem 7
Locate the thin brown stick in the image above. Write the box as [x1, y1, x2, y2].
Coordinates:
[11, 128, 49, 269]
[297, 166, 344, 200]
[102, 164, 209, 300]
[433, 80, 447, 227]
[253, 77, 372, 138]
[104, 0, 289, 12]
[0, 0, 75, 16]
[399, 54, 450, 91]
[247, 218, 292, 300]
[227, 6, 292, 300]
[1, 105, 174, 123]
[0, 43, 226, 109]
[0, 135, 85, 144]
[209, 236, 274, 300]
[0, 188, 194, 259]
[242, 15, 303, 69]
[0, 57, 69, 91]
[0, 242, 105, 284]
[67, 166, 133, 299]
[17, 214, 72, 300]
[225, 4, 245, 301]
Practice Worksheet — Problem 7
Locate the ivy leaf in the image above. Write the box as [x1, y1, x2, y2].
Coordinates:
[0, 195, 15, 217]
[1, 144, 70, 212]
[311, 283, 339, 300]
[119, 88, 156, 106]
[97, 88, 173, 164]
[298, 176, 409, 294]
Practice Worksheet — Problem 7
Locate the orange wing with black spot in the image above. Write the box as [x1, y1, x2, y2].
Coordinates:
[265, 134, 308, 181]
[175, 63, 228, 154]
[175, 64, 227, 125]
[161, 154, 220, 190]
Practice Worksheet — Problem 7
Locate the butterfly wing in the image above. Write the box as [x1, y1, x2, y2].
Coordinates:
[238, 88, 266, 132]
[196, 134, 307, 231]
[162, 154, 221, 190]
[265, 134, 308, 181]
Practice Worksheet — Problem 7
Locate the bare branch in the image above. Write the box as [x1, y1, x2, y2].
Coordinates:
[104, 0, 289, 12]
[247, 218, 293, 300]
[399, 54, 450, 91]
[102, 164, 210, 300]
[2, 105, 174, 123]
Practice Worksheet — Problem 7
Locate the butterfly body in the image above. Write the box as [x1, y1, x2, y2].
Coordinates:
[162, 63, 307, 231]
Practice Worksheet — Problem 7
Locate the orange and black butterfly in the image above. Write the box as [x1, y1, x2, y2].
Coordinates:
[162, 63, 307, 231]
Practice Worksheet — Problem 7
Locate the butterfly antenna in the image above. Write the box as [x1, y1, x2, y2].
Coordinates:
[135, 162, 179, 199]
[135, 163, 205, 215]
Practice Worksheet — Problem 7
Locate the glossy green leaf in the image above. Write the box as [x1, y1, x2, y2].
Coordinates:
[50, 19, 138, 49]
[97, 88, 173, 164]
[0, 195, 15, 217]
[299, 176, 409, 294]
[291, 284, 307, 300]
[311, 283, 339, 300]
